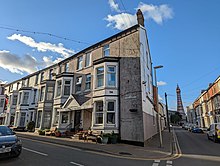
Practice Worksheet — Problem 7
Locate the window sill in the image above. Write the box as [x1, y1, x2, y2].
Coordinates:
[76, 68, 83, 72]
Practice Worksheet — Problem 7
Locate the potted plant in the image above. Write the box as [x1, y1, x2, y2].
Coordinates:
[38, 129, 45, 135]
[26, 121, 35, 132]
[101, 133, 111, 144]
[109, 132, 119, 144]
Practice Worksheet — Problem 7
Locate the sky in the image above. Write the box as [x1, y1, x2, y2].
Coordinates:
[0, 0, 220, 110]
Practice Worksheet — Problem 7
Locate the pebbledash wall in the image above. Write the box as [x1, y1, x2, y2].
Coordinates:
[3, 11, 159, 146]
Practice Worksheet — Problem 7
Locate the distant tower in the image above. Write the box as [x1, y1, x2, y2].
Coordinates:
[176, 84, 185, 115]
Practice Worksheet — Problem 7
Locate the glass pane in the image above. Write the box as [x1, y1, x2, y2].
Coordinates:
[97, 67, 104, 74]
[107, 113, 115, 124]
[108, 102, 115, 111]
[108, 66, 115, 73]
[61, 113, 68, 123]
[96, 113, 103, 124]
[97, 75, 104, 87]
[96, 101, 103, 112]
[64, 86, 70, 95]
[108, 73, 116, 86]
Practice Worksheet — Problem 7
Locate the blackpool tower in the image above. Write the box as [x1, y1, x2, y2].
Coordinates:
[176, 84, 186, 123]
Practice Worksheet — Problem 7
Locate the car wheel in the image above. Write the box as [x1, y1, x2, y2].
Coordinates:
[214, 135, 218, 143]
[11, 148, 22, 158]
[207, 134, 210, 140]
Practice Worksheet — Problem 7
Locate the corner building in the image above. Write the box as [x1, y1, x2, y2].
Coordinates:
[4, 12, 158, 146]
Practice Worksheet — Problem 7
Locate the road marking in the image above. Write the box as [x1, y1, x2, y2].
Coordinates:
[167, 160, 172, 164]
[154, 160, 160, 163]
[23, 147, 48, 156]
[152, 163, 159, 166]
[70, 161, 84, 166]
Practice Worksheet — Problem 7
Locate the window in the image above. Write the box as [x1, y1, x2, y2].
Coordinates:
[85, 74, 91, 90]
[107, 101, 115, 124]
[103, 44, 110, 56]
[18, 92, 22, 104]
[56, 80, 62, 97]
[61, 112, 68, 123]
[37, 111, 42, 128]
[40, 86, 45, 101]
[77, 56, 83, 70]
[41, 72, 44, 82]
[95, 101, 103, 124]
[26, 78, 29, 87]
[85, 52, 91, 67]
[64, 80, 71, 95]
[19, 112, 26, 127]
[35, 74, 39, 85]
[0, 99, 4, 107]
[47, 87, 54, 100]
[49, 69, 53, 80]
[54, 109, 59, 124]
[16, 82, 20, 90]
[43, 112, 51, 128]
[75, 77, 82, 93]
[97, 67, 104, 88]
[107, 66, 116, 86]
[12, 95, 18, 105]
[33, 89, 37, 103]
[64, 63, 69, 72]
[23, 92, 29, 104]
[21, 80, 25, 87]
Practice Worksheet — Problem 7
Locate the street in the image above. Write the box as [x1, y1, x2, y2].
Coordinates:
[174, 126, 220, 166]
[1, 127, 220, 166]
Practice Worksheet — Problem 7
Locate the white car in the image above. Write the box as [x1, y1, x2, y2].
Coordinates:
[207, 123, 220, 143]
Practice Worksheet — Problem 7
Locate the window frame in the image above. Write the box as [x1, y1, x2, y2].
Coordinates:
[106, 100, 116, 124]
[40, 86, 45, 101]
[75, 77, 82, 93]
[85, 52, 91, 67]
[107, 66, 116, 87]
[103, 44, 110, 56]
[23, 92, 29, 104]
[64, 80, 71, 96]
[95, 101, 104, 125]
[77, 56, 83, 70]
[56, 80, 62, 97]
[85, 74, 91, 90]
[96, 67, 104, 88]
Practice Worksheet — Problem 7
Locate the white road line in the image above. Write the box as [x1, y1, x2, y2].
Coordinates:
[70, 161, 84, 166]
[152, 163, 159, 166]
[23, 147, 48, 156]
[167, 160, 172, 164]
[154, 160, 160, 163]
[166, 165, 172, 166]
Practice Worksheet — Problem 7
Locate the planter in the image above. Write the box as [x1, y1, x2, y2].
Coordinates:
[110, 136, 118, 144]
[101, 136, 109, 144]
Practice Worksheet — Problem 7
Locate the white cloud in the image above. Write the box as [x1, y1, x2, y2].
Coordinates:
[0, 50, 38, 74]
[158, 94, 163, 101]
[157, 81, 167, 86]
[0, 80, 7, 84]
[108, 0, 121, 12]
[7, 34, 75, 58]
[105, 2, 173, 30]
[138, 2, 173, 25]
[105, 13, 137, 30]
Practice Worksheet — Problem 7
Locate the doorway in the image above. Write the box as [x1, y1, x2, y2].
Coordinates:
[74, 110, 81, 131]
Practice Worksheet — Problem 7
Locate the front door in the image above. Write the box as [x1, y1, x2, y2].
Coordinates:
[74, 110, 81, 131]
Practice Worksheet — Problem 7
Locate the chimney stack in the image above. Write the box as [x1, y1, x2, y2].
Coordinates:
[136, 9, 144, 27]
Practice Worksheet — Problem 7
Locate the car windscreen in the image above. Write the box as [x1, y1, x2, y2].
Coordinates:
[0, 126, 14, 136]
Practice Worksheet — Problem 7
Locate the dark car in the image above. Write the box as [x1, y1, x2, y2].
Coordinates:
[0, 125, 22, 158]
[192, 127, 203, 133]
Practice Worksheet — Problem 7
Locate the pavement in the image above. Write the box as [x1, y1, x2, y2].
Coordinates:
[16, 128, 176, 160]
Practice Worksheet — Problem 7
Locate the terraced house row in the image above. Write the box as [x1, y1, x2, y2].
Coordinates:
[187, 76, 220, 128]
[0, 11, 161, 146]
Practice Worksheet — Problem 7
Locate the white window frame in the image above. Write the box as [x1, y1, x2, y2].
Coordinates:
[107, 66, 116, 87]
[96, 67, 104, 88]
[23, 92, 29, 104]
[106, 100, 116, 124]
[85, 52, 91, 67]
[85, 74, 91, 90]
[95, 100, 104, 125]
[64, 80, 71, 96]
[77, 56, 83, 70]
[12, 94, 18, 105]
[56, 80, 62, 97]
[103, 44, 110, 56]
[65, 63, 69, 72]
[75, 77, 82, 93]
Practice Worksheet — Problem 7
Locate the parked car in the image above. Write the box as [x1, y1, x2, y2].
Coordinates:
[0, 125, 22, 158]
[207, 123, 220, 143]
[192, 127, 203, 133]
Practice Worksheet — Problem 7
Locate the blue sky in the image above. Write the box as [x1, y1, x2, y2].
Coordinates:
[0, 0, 220, 110]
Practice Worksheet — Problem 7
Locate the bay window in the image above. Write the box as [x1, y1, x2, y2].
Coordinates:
[23, 92, 29, 104]
[97, 67, 104, 88]
[95, 101, 103, 124]
[107, 66, 116, 86]
[46, 87, 54, 100]
[56, 80, 62, 97]
[64, 80, 71, 95]
[107, 101, 115, 124]
[40, 86, 45, 101]
[12, 95, 18, 105]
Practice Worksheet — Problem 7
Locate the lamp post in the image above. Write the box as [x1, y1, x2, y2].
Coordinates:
[154, 65, 163, 148]
[165, 92, 170, 132]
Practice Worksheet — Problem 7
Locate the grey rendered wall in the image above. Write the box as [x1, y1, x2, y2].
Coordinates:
[119, 57, 144, 143]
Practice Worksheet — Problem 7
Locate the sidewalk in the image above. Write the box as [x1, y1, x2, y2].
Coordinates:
[16, 129, 174, 160]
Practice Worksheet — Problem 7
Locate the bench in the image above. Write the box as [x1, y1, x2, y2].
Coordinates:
[45, 127, 57, 136]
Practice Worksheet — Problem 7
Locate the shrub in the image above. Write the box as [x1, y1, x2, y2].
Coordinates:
[26, 121, 35, 132]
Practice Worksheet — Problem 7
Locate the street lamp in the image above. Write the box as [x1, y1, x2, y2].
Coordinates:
[154, 65, 163, 148]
